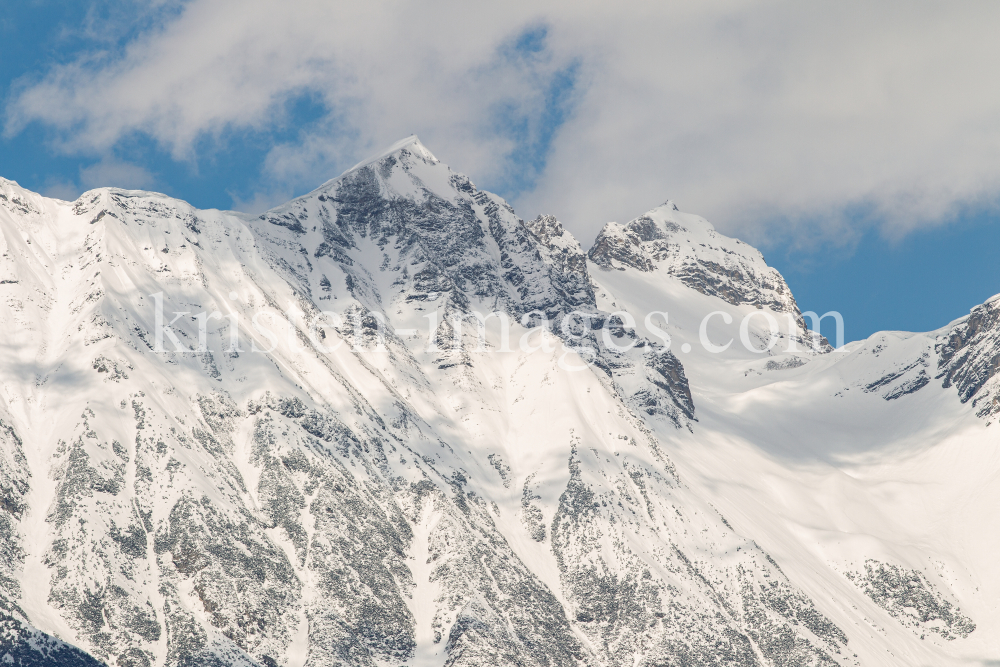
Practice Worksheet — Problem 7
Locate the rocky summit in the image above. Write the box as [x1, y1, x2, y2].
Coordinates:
[0, 137, 996, 666]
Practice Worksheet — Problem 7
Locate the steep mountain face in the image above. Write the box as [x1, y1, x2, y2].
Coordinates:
[588, 204, 800, 315]
[936, 296, 1000, 418]
[0, 138, 996, 667]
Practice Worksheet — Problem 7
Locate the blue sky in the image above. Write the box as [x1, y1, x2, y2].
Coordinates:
[767, 211, 1000, 342]
[2, 1, 999, 343]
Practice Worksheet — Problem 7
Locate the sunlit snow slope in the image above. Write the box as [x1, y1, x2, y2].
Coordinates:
[0, 137, 996, 667]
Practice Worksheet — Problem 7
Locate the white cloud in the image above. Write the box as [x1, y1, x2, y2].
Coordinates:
[40, 179, 82, 202]
[228, 188, 293, 216]
[521, 2, 1000, 245]
[80, 158, 155, 190]
[7, 0, 1000, 247]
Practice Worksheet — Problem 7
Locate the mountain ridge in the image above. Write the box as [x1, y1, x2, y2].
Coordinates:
[0, 138, 996, 667]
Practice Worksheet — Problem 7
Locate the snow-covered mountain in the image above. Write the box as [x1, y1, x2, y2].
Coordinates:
[0, 137, 996, 667]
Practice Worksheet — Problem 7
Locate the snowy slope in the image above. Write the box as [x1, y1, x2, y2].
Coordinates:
[588, 206, 1000, 666]
[0, 138, 995, 667]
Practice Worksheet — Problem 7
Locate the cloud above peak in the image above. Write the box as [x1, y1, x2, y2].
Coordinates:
[6, 0, 1000, 245]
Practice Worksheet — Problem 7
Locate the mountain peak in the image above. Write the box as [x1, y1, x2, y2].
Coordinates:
[589, 204, 800, 315]
[340, 135, 438, 177]
[525, 214, 573, 249]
